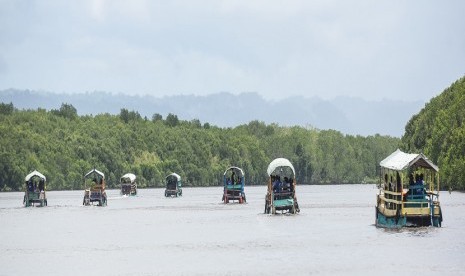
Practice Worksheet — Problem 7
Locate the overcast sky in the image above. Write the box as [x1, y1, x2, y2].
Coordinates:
[0, 0, 464, 101]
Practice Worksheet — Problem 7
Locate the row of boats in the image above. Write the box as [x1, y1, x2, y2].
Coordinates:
[22, 150, 443, 228]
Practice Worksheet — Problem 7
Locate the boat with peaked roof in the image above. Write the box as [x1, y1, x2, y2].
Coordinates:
[376, 149, 442, 228]
[82, 168, 108, 206]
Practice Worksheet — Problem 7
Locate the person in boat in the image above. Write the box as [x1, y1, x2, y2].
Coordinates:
[227, 177, 231, 185]
[272, 175, 280, 192]
[288, 177, 294, 192]
[231, 171, 236, 185]
[276, 176, 283, 193]
[416, 174, 426, 196]
[283, 177, 288, 190]
[27, 180, 34, 192]
[38, 179, 44, 192]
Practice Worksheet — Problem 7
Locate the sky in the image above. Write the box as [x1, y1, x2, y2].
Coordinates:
[0, 0, 464, 102]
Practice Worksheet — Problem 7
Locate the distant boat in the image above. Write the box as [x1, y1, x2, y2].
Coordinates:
[375, 149, 442, 228]
[165, 173, 182, 197]
[264, 158, 300, 214]
[222, 166, 246, 204]
[120, 173, 137, 196]
[23, 170, 47, 207]
[82, 168, 108, 206]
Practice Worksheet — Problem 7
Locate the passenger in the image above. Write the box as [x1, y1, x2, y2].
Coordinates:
[227, 177, 231, 185]
[406, 174, 415, 198]
[409, 174, 414, 185]
[277, 176, 283, 192]
[38, 179, 44, 192]
[417, 174, 426, 195]
[272, 176, 280, 192]
[27, 181, 34, 192]
[283, 177, 290, 192]
[231, 171, 236, 185]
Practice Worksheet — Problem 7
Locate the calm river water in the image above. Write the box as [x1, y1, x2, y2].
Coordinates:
[1, 185, 464, 275]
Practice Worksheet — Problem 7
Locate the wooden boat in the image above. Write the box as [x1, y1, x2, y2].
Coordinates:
[222, 166, 246, 204]
[264, 158, 300, 214]
[165, 173, 182, 197]
[376, 149, 443, 228]
[120, 173, 137, 196]
[82, 168, 107, 206]
[23, 170, 47, 207]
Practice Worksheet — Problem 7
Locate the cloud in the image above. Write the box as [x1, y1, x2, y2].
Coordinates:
[0, 0, 464, 101]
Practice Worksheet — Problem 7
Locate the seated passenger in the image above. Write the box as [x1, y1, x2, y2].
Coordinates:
[416, 174, 426, 195]
[272, 176, 280, 192]
[288, 177, 294, 192]
[38, 179, 44, 192]
[27, 181, 34, 192]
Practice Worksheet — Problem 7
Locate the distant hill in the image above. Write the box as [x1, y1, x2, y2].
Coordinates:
[0, 89, 423, 136]
[402, 76, 465, 190]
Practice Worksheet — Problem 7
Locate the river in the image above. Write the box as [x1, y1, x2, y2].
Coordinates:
[0, 185, 464, 275]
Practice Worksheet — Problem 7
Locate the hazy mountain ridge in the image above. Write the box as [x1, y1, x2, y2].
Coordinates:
[0, 89, 423, 136]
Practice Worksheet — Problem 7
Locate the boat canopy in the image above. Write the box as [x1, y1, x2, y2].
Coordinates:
[121, 173, 136, 183]
[267, 158, 295, 176]
[85, 168, 105, 178]
[223, 166, 245, 177]
[379, 149, 439, 172]
[166, 173, 181, 181]
[25, 170, 46, 182]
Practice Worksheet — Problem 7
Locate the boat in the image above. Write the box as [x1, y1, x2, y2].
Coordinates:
[264, 158, 300, 214]
[222, 166, 246, 204]
[23, 170, 47, 207]
[120, 173, 137, 196]
[82, 168, 108, 206]
[165, 173, 182, 197]
[376, 149, 443, 228]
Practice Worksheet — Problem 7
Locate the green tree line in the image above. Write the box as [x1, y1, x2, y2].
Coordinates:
[0, 102, 400, 191]
[402, 75, 465, 191]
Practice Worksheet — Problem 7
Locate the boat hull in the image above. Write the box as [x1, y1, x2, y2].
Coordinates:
[375, 206, 442, 228]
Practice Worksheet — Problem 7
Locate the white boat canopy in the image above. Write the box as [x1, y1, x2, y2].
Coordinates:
[267, 158, 296, 176]
[223, 166, 245, 177]
[85, 168, 105, 178]
[166, 173, 181, 181]
[25, 170, 46, 182]
[121, 173, 136, 183]
[379, 149, 439, 172]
